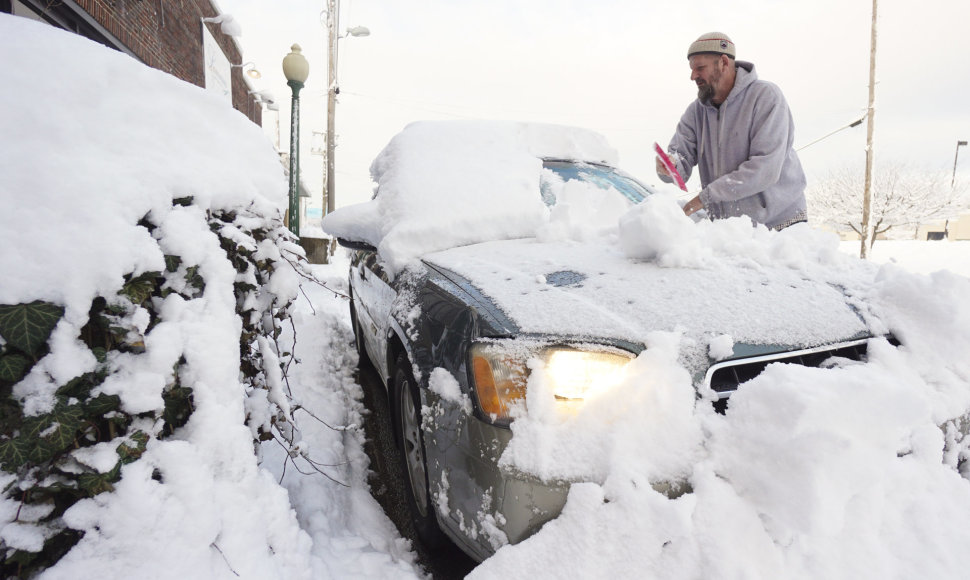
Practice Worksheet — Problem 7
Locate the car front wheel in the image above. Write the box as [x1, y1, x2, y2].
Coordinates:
[394, 352, 446, 547]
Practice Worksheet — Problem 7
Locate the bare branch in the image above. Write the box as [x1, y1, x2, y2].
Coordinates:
[808, 161, 970, 253]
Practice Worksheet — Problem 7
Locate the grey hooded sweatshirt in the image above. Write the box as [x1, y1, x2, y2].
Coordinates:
[664, 61, 807, 229]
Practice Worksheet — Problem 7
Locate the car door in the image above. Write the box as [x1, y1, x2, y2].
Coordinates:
[352, 250, 398, 381]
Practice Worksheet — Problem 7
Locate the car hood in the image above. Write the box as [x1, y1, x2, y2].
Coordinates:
[422, 238, 869, 350]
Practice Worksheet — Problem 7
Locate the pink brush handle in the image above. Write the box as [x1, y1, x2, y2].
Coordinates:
[654, 142, 687, 191]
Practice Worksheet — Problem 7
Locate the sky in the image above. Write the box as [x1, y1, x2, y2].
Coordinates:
[216, 0, 970, 212]
[5, 13, 970, 578]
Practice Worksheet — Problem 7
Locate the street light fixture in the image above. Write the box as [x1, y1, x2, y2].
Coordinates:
[232, 61, 262, 79]
[201, 14, 241, 37]
[952, 140, 967, 188]
[344, 26, 371, 38]
[282, 44, 309, 237]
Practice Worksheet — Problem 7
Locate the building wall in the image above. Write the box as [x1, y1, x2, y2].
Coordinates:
[4, 0, 260, 126]
[918, 214, 970, 241]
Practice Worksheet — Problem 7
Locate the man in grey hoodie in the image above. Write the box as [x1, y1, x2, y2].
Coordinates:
[658, 32, 808, 230]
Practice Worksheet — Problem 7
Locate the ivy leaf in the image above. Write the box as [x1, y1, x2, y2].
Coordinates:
[162, 385, 194, 432]
[185, 266, 205, 291]
[0, 301, 64, 358]
[56, 373, 95, 399]
[46, 404, 84, 451]
[117, 431, 149, 464]
[0, 437, 31, 469]
[27, 438, 58, 465]
[0, 353, 31, 383]
[21, 414, 51, 440]
[120, 272, 160, 306]
[84, 393, 120, 416]
[78, 471, 116, 495]
[164, 255, 182, 273]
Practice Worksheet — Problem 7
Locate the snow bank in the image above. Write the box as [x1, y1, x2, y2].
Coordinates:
[0, 15, 399, 580]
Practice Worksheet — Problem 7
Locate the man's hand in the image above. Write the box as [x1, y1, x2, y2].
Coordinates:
[683, 194, 703, 217]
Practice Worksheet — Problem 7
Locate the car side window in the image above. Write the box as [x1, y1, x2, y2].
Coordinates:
[363, 252, 391, 284]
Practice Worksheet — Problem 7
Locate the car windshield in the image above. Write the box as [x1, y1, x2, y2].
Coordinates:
[541, 160, 653, 205]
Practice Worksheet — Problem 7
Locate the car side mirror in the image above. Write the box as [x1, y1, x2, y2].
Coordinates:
[337, 238, 377, 252]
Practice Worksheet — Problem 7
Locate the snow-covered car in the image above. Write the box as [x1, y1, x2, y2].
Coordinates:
[322, 121, 875, 562]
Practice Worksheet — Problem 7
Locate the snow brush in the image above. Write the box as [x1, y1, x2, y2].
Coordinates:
[654, 142, 688, 192]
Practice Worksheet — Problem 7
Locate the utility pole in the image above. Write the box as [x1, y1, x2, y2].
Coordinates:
[860, 0, 878, 259]
[325, 0, 338, 216]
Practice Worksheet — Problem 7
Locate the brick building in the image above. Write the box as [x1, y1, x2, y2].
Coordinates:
[2, 0, 262, 126]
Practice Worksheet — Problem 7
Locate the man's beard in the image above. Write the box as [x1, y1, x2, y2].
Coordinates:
[696, 82, 714, 102]
[696, 62, 722, 102]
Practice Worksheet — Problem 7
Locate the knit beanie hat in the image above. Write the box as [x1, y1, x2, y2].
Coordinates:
[687, 32, 735, 59]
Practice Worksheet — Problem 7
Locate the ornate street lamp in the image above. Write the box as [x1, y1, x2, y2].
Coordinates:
[282, 44, 309, 236]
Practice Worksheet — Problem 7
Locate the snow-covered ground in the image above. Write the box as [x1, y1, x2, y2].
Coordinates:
[841, 239, 970, 277]
[3, 13, 970, 580]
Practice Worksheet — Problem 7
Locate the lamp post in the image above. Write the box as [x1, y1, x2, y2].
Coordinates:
[282, 44, 309, 236]
[952, 140, 967, 188]
[323, 0, 370, 216]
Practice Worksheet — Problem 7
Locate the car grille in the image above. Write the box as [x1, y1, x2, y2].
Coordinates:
[705, 339, 869, 413]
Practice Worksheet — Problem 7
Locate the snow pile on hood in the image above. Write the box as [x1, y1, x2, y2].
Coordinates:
[424, 225, 872, 351]
[321, 120, 618, 274]
[470, 266, 970, 580]
[619, 191, 844, 270]
[467, 251, 970, 579]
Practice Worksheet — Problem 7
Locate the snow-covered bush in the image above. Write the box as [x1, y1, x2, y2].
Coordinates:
[0, 195, 310, 577]
[0, 15, 319, 579]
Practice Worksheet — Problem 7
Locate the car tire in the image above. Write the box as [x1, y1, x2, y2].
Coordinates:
[394, 352, 447, 548]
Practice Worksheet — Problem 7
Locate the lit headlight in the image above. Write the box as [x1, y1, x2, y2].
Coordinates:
[469, 343, 632, 424]
[543, 348, 630, 400]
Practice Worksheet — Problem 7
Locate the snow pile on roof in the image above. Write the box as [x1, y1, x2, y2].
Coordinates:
[0, 21, 284, 318]
[322, 120, 618, 273]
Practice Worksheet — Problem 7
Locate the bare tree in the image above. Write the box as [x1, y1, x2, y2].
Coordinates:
[808, 163, 969, 252]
